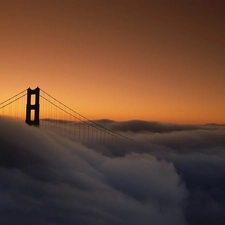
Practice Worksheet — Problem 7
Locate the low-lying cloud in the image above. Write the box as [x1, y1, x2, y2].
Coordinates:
[1, 117, 225, 224]
[0, 117, 188, 225]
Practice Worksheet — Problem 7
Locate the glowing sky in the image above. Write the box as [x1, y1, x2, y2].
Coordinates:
[0, 0, 225, 123]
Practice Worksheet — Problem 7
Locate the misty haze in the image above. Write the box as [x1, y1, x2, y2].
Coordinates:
[1, 116, 225, 225]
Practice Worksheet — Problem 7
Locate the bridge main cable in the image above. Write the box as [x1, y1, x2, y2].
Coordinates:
[0, 89, 27, 110]
[40, 88, 134, 141]
[40, 94, 121, 139]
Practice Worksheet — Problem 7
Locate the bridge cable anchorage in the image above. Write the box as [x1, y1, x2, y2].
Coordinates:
[40, 88, 135, 142]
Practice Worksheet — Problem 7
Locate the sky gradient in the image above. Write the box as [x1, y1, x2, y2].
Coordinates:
[1, 0, 225, 123]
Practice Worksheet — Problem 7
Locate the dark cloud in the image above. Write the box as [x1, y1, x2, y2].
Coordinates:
[1, 117, 225, 225]
[0, 117, 187, 225]
[90, 120, 225, 225]
[96, 119, 204, 133]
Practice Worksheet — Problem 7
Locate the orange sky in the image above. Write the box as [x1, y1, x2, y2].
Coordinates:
[0, 0, 225, 124]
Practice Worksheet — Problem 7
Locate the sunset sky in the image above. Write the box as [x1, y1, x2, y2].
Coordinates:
[1, 0, 225, 123]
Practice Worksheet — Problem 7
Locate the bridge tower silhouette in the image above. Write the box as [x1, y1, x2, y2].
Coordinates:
[25, 87, 40, 126]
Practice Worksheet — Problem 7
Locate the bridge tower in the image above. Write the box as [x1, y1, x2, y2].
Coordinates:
[25, 87, 40, 126]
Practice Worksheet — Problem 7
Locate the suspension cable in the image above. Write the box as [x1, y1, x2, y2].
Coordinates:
[0, 93, 27, 110]
[0, 89, 27, 106]
[40, 89, 133, 141]
[40, 95, 121, 139]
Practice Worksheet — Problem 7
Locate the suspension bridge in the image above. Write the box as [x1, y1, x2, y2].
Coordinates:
[0, 87, 133, 146]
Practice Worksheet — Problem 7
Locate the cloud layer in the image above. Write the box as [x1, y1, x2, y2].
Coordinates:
[104, 120, 225, 225]
[0, 117, 188, 225]
[1, 117, 225, 224]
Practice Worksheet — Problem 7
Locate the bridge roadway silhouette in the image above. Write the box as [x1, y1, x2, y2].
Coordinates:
[0, 87, 134, 145]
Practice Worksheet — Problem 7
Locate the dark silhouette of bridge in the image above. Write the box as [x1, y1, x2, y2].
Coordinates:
[0, 87, 133, 144]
